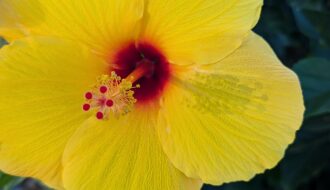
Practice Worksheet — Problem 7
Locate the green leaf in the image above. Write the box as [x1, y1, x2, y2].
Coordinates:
[0, 38, 7, 48]
[290, 1, 330, 46]
[288, 0, 328, 11]
[291, 8, 320, 41]
[279, 114, 330, 190]
[293, 57, 330, 118]
[0, 172, 23, 190]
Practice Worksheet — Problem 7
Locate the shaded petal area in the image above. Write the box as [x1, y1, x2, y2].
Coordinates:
[141, 0, 262, 65]
[157, 33, 304, 185]
[0, 0, 144, 56]
[62, 109, 202, 190]
[0, 37, 107, 188]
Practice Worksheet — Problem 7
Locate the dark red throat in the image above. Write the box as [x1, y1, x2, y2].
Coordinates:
[112, 42, 170, 104]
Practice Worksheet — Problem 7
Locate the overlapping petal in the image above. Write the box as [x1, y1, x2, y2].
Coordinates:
[157, 33, 304, 184]
[0, 0, 263, 66]
[0, 0, 144, 56]
[141, 0, 263, 65]
[62, 109, 202, 190]
[0, 0, 42, 41]
[0, 37, 107, 188]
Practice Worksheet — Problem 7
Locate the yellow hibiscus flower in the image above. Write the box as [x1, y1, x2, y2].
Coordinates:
[0, 0, 304, 190]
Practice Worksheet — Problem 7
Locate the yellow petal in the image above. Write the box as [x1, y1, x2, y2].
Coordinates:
[141, 0, 262, 65]
[0, 0, 144, 55]
[62, 109, 202, 190]
[0, 37, 107, 188]
[157, 33, 304, 185]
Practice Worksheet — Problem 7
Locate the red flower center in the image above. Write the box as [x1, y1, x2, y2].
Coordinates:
[112, 42, 171, 104]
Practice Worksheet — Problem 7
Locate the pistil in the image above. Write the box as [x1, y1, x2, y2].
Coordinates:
[82, 72, 138, 120]
[82, 60, 156, 120]
[126, 59, 154, 83]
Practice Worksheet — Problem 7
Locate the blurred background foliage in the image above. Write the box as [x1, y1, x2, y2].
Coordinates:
[0, 0, 330, 189]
